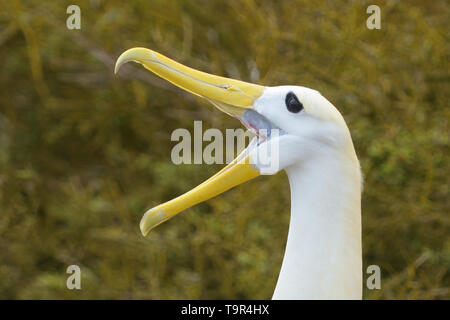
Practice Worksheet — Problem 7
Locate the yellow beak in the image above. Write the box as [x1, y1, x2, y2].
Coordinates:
[115, 48, 264, 236]
[115, 47, 264, 116]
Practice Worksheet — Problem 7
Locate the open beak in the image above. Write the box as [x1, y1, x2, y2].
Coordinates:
[115, 48, 265, 236]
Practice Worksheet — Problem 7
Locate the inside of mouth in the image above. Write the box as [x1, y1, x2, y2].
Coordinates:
[238, 109, 285, 142]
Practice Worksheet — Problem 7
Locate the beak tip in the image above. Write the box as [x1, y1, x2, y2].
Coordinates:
[139, 207, 165, 237]
[114, 47, 150, 76]
[140, 228, 148, 237]
[114, 58, 123, 75]
[139, 214, 149, 237]
[114, 55, 129, 75]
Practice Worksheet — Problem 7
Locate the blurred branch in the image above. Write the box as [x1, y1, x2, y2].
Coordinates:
[11, 0, 50, 100]
[0, 22, 19, 47]
[372, 252, 431, 299]
[69, 32, 193, 102]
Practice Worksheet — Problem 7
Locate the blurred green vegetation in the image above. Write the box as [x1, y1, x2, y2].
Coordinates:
[0, 0, 448, 299]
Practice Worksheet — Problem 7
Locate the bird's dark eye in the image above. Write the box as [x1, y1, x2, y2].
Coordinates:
[285, 92, 303, 113]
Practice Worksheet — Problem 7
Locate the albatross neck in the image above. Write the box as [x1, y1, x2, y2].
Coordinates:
[272, 154, 362, 299]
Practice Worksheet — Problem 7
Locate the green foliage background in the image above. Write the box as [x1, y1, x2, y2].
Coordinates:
[0, 0, 448, 299]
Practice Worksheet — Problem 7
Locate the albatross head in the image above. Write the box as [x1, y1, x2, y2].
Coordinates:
[115, 47, 358, 236]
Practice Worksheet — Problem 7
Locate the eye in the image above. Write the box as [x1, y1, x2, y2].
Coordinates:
[285, 92, 303, 113]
